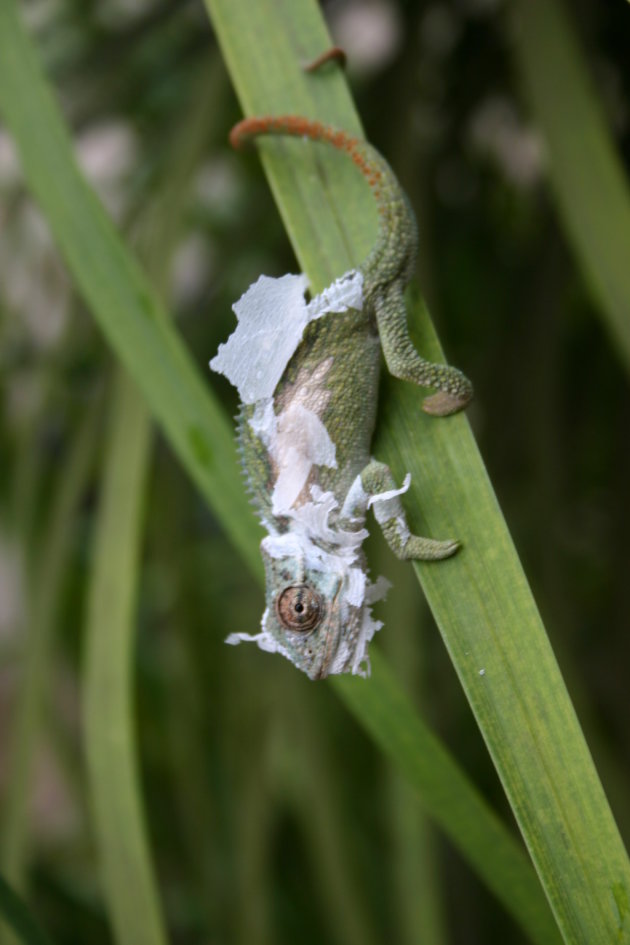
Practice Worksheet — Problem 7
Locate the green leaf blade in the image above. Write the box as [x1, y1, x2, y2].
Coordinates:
[0, 0, 260, 583]
[83, 375, 167, 945]
[376, 308, 630, 943]
[512, 0, 630, 372]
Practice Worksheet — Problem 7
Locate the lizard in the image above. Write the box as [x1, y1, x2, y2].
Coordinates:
[210, 115, 472, 680]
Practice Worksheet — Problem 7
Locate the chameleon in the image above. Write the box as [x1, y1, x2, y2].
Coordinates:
[210, 115, 472, 680]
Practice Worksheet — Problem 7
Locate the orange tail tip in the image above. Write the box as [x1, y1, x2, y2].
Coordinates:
[228, 116, 385, 199]
[229, 115, 334, 150]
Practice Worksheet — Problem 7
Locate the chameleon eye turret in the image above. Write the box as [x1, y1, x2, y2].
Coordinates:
[276, 585, 324, 633]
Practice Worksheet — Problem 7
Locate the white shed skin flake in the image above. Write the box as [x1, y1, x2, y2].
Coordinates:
[210, 270, 363, 405]
[269, 403, 337, 516]
[210, 273, 310, 404]
[368, 473, 411, 522]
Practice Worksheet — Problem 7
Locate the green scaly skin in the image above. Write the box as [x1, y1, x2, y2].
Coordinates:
[228, 116, 472, 678]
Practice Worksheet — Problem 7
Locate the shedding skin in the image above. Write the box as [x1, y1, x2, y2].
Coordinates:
[220, 115, 472, 678]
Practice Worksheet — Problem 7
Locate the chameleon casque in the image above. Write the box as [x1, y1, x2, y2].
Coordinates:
[211, 115, 472, 680]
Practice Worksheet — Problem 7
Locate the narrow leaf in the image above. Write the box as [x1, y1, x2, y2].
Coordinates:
[0, 0, 260, 581]
[512, 0, 630, 371]
[83, 373, 167, 945]
[82, 62, 222, 945]
[1, 398, 100, 887]
[203, 2, 630, 942]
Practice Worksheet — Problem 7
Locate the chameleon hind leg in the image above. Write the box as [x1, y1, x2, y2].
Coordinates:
[374, 281, 473, 416]
[343, 460, 459, 561]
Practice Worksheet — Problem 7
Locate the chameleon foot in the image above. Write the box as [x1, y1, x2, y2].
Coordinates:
[374, 283, 473, 417]
[400, 533, 460, 561]
[422, 386, 473, 417]
[357, 460, 461, 561]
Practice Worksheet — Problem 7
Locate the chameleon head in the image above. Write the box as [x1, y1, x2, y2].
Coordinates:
[261, 545, 364, 679]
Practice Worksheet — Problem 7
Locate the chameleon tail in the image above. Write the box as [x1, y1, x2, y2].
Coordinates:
[230, 115, 473, 415]
[229, 115, 418, 295]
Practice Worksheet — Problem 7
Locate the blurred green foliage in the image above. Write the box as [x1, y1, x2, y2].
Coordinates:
[0, 1, 629, 943]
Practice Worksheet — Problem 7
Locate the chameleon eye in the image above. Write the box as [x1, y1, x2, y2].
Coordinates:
[276, 585, 323, 633]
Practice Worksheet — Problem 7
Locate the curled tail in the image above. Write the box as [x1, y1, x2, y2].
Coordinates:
[229, 115, 417, 295]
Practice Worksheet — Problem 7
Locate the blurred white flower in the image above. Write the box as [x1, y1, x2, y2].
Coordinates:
[0, 535, 23, 641]
[328, 0, 402, 76]
[0, 119, 137, 354]
[171, 233, 214, 308]
[21, 0, 61, 32]
[0, 202, 70, 348]
[469, 96, 545, 187]
[0, 131, 20, 189]
[195, 157, 241, 221]
[75, 120, 138, 219]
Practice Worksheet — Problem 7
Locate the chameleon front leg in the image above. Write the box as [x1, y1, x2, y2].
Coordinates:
[374, 281, 473, 417]
[342, 460, 460, 561]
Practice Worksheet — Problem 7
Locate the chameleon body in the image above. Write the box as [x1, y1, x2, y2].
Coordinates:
[211, 116, 472, 679]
